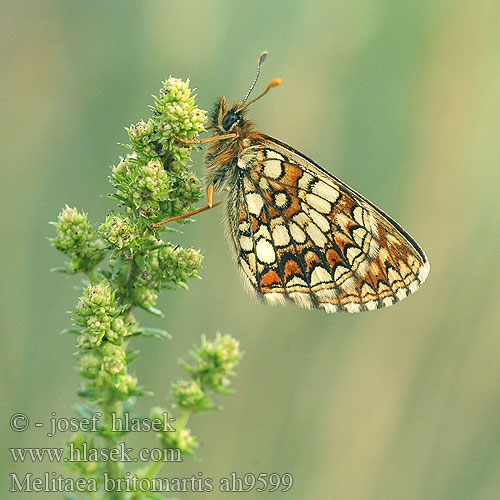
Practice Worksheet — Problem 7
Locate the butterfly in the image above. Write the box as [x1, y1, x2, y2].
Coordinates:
[153, 52, 430, 313]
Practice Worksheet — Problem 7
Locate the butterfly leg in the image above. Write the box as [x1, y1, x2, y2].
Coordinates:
[151, 184, 223, 227]
[207, 183, 214, 207]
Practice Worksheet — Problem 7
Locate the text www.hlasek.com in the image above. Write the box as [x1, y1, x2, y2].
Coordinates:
[10, 443, 182, 463]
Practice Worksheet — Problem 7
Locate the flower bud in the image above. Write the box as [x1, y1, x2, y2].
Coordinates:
[102, 343, 126, 375]
[172, 380, 205, 408]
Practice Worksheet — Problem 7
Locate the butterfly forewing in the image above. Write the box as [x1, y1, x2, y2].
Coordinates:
[230, 136, 430, 313]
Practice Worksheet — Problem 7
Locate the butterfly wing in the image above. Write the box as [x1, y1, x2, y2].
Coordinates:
[228, 135, 430, 313]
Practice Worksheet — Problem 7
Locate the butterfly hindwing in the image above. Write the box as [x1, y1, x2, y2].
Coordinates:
[229, 136, 430, 313]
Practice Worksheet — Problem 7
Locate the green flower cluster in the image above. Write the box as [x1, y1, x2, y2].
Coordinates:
[94, 77, 206, 310]
[51, 76, 242, 491]
[150, 407, 199, 458]
[165, 428, 198, 458]
[187, 333, 242, 393]
[111, 77, 206, 222]
[76, 282, 133, 348]
[152, 333, 241, 458]
[50, 206, 105, 273]
[65, 432, 98, 477]
[52, 77, 206, 318]
[75, 282, 140, 402]
[100, 214, 146, 254]
[155, 77, 206, 140]
[101, 225, 203, 309]
[172, 380, 206, 409]
[130, 243, 203, 306]
[137, 244, 203, 289]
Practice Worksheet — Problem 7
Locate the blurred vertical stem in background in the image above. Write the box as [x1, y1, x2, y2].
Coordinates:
[50, 77, 241, 498]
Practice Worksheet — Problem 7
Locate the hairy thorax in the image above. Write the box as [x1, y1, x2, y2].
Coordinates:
[204, 102, 265, 192]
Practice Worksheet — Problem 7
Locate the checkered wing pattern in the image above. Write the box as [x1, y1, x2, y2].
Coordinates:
[230, 136, 430, 313]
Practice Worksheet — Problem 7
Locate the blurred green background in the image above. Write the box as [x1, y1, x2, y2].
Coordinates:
[2, 0, 500, 499]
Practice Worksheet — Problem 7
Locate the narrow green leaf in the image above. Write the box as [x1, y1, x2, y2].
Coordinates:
[73, 404, 97, 419]
[112, 257, 125, 278]
[126, 349, 141, 363]
[61, 328, 83, 335]
[129, 388, 154, 397]
[151, 224, 181, 234]
[138, 304, 164, 317]
[133, 327, 172, 340]
[121, 300, 134, 311]
[150, 242, 169, 251]
[134, 254, 147, 273]
[78, 389, 98, 399]
[122, 398, 136, 413]
[50, 266, 71, 274]
[107, 193, 132, 207]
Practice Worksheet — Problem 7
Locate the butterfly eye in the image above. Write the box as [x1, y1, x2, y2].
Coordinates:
[221, 111, 240, 131]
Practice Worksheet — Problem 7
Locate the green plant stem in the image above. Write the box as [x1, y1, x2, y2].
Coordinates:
[101, 399, 123, 499]
[86, 269, 99, 284]
[143, 457, 163, 481]
[123, 307, 135, 324]
[176, 409, 190, 433]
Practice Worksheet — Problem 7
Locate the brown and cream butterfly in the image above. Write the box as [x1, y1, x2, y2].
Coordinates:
[153, 52, 430, 313]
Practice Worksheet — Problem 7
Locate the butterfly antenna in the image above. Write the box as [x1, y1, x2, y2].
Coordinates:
[243, 51, 282, 108]
[242, 51, 268, 104]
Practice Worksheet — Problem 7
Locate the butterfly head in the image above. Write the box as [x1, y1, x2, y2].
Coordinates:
[211, 97, 246, 134]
